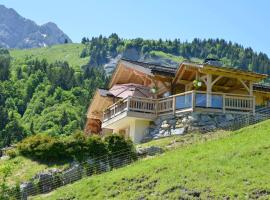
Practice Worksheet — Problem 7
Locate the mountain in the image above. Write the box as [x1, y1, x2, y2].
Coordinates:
[0, 5, 72, 49]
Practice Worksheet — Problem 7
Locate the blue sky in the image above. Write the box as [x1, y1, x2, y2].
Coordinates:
[1, 0, 270, 56]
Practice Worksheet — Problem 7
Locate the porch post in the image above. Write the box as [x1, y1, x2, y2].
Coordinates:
[127, 96, 130, 111]
[249, 81, 255, 114]
[172, 96, 176, 115]
[206, 74, 212, 107]
[249, 81, 253, 96]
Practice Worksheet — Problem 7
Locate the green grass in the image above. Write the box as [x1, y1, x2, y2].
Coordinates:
[138, 130, 229, 150]
[149, 50, 203, 64]
[10, 43, 89, 71]
[0, 156, 68, 186]
[149, 51, 185, 63]
[34, 120, 270, 199]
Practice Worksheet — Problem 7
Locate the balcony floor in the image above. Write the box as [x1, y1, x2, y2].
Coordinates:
[102, 110, 156, 129]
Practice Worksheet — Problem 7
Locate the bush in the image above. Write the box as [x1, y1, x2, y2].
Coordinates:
[6, 149, 18, 159]
[105, 134, 137, 162]
[17, 134, 69, 161]
[86, 135, 108, 158]
[17, 133, 136, 164]
[64, 132, 89, 162]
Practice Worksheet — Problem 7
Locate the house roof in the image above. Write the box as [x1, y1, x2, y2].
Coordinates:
[109, 58, 176, 89]
[98, 88, 114, 97]
[109, 58, 268, 91]
[120, 58, 177, 77]
[109, 83, 152, 99]
[173, 61, 268, 84]
[253, 83, 270, 93]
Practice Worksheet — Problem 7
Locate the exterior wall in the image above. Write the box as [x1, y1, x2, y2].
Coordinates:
[110, 118, 150, 143]
[102, 128, 113, 135]
[254, 92, 270, 106]
[130, 120, 150, 143]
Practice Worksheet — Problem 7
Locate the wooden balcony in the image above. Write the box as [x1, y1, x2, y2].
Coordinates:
[102, 91, 255, 126]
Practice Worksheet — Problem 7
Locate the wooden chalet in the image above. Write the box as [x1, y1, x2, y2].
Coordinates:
[85, 58, 270, 143]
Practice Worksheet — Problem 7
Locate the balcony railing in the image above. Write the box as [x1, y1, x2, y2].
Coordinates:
[103, 91, 255, 122]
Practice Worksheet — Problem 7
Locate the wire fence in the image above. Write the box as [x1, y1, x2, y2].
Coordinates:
[3, 106, 270, 200]
[225, 107, 270, 131]
[2, 145, 162, 200]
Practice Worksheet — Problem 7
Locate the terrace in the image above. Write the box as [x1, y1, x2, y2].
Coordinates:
[102, 91, 254, 127]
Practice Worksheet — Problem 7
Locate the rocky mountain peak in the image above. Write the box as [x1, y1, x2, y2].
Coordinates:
[0, 4, 72, 49]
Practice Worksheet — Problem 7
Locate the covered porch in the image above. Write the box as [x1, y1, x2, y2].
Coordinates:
[102, 61, 266, 125]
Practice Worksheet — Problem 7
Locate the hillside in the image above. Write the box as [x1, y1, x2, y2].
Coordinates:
[0, 156, 68, 186]
[35, 120, 270, 199]
[10, 43, 89, 71]
[0, 4, 71, 49]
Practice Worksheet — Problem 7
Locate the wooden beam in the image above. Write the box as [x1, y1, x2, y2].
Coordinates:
[206, 74, 212, 107]
[200, 75, 207, 84]
[188, 71, 196, 81]
[178, 80, 192, 85]
[195, 71, 199, 80]
[238, 78, 250, 93]
[199, 68, 261, 82]
[126, 70, 133, 82]
[211, 75, 223, 87]
[174, 66, 186, 84]
[249, 81, 253, 96]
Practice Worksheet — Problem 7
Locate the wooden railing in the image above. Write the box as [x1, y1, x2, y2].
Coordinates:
[103, 91, 255, 122]
[129, 97, 157, 114]
[103, 97, 156, 122]
[157, 96, 174, 115]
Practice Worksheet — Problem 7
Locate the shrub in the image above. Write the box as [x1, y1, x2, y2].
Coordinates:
[17, 134, 69, 161]
[86, 135, 108, 158]
[64, 131, 89, 162]
[17, 133, 136, 164]
[5, 149, 18, 159]
[105, 134, 137, 163]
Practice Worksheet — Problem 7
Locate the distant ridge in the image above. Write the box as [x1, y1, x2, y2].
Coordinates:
[0, 4, 72, 49]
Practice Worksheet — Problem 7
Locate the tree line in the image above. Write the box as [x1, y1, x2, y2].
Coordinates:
[81, 34, 270, 75]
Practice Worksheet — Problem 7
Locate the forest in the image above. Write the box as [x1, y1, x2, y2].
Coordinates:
[1, 33, 270, 148]
[0, 49, 108, 148]
[81, 34, 270, 75]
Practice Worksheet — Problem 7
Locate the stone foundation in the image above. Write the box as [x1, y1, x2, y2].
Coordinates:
[144, 112, 248, 141]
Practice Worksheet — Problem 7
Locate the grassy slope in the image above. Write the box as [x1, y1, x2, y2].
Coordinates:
[10, 43, 89, 71]
[149, 50, 203, 64]
[35, 120, 270, 200]
[0, 156, 68, 186]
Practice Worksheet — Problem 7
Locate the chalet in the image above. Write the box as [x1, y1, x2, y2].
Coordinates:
[85, 58, 270, 143]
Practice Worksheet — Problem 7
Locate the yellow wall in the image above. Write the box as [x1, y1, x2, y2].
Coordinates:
[111, 118, 150, 143]
[224, 88, 270, 106]
[130, 120, 150, 143]
[254, 91, 270, 106]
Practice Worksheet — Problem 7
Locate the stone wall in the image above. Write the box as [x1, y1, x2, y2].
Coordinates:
[144, 112, 248, 141]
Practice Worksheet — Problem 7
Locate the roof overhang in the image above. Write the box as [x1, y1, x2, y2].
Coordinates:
[201, 64, 267, 82]
[86, 89, 116, 120]
[173, 62, 268, 84]
[108, 59, 175, 95]
[109, 60, 153, 88]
